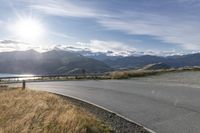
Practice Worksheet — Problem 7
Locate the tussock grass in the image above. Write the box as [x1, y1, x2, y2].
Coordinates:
[110, 67, 200, 79]
[0, 88, 112, 133]
[110, 70, 160, 79]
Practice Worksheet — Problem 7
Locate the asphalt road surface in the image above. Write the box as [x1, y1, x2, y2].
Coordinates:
[15, 72, 200, 133]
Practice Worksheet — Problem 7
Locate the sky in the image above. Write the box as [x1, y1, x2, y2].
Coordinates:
[0, 0, 200, 56]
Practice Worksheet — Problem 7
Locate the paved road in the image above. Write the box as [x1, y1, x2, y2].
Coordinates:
[15, 72, 200, 133]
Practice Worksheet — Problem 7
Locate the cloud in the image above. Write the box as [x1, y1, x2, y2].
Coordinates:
[0, 39, 137, 56]
[26, 0, 200, 50]
[0, 40, 27, 52]
[6, 0, 200, 52]
[54, 40, 187, 56]
[76, 40, 137, 56]
[0, 40, 45, 52]
[0, 20, 6, 30]
[52, 40, 137, 56]
[0, 40, 28, 44]
[29, 0, 107, 18]
[76, 40, 183, 56]
[0, 39, 192, 56]
[50, 32, 76, 40]
[0, 20, 3, 25]
[98, 12, 200, 50]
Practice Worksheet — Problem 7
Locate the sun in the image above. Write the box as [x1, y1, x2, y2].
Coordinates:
[13, 17, 45, 42]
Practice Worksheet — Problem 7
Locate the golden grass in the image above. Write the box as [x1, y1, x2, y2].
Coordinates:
[0, 88, 112, 133]
[110, 70, 159, 79]
[109, 67, 200, 79]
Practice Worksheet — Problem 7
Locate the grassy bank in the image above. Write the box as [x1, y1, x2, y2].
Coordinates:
[1, 67, 200, 84]
[109, 67, 200, 79]
[0, 87, 112, 133]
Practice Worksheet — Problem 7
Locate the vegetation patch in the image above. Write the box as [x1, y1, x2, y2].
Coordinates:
[109, 67, 200, 79]
[0, 87, 112, 133]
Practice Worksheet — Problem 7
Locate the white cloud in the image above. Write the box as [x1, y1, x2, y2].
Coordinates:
[76, 40, 137, 56]
[0, 20, 6, 31]
[0, 40, 45, 52]
[0, 20, 3, 25]
[0, 39, 137, 56]
[51, 40, 137, 56]
[98, 12, 200, 50]
[6, 0, 200, 52]
[0, 39, 193, 56]
[139, 50, 185, 57]
[27, 0, 200, 50]
[54, 41, 188, 57]
[50, 32, 76, 40]
[29, 0, 107, 18]
[0, 40, 28, 52]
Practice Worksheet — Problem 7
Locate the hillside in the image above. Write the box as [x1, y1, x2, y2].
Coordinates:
[0, 87, 112, 133]
[2, 49, 200, 74]
[103, 53, 200, 69]
[142, 63, 172, 70]
[103, 55, 165, 69]
[0, 50, 111, 74]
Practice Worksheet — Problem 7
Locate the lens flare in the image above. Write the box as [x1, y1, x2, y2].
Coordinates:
[13, 17, 45, 42]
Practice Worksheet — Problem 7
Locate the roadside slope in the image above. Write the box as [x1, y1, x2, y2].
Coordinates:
[0, 87, 112, 133]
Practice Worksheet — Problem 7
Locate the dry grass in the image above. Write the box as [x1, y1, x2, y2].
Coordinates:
[110, 70, 159, 79]
[0, 87, 112, 133]
[110, 67, 200, 79]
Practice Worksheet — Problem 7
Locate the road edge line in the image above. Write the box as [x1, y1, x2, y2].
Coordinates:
[45, 90, 156, 133]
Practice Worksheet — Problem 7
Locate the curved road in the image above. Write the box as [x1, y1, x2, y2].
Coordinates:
[17, 72, 200, 133]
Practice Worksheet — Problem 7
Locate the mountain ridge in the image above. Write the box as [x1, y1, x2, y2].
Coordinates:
[1, 49, 200, 74]
[102, 53, 200, 69]
[0, 50, 111, 74]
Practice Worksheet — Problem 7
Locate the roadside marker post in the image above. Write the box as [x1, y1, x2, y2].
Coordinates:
[22, 80, 26, 90]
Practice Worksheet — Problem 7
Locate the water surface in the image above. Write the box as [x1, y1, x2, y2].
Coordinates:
[0, 73, 36, 80]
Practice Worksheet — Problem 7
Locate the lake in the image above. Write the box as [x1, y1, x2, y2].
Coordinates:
[0, 73, 37, 81]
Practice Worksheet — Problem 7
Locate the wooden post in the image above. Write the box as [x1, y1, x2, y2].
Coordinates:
[22, 80, 26, 90]
[82, 69, 86, 79]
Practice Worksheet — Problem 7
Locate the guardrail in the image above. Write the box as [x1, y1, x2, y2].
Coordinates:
[0, 73, 110, 84]
[0, 73, 110, 90]
[0, 74, 156, 132]
[0, 73, 106, 79]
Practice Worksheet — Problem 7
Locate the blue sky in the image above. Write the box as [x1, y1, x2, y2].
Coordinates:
[0, 0, 200, 56]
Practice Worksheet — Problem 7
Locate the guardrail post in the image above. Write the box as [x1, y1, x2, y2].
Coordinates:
[22, 80, 26, 90]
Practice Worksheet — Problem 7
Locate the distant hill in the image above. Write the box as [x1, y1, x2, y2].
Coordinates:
[103, 55, 164, 69]
[142, 63, 172, 70]
[164, 53, 200, 67]
[2, 49, 200, 74]
[103, 53, 200, 69]
[0, 50, 111, 74]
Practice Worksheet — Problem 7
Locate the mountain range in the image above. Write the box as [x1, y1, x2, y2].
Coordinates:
[103, 54, 200, 69]
[1, 49, 200, 74]
[0, 50, 111, 74]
